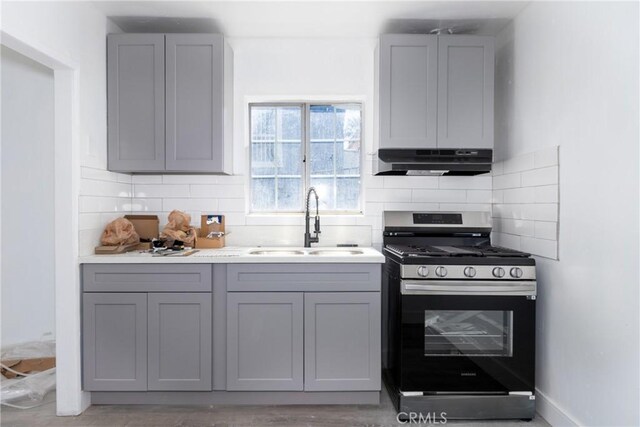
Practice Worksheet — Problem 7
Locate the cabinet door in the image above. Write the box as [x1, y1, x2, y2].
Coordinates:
[83, 293, 147, 391]
[147, 293, 212, 390]
[304, 292, 381, 391]
[437, 36, 494, 149]
[165, 34, 225, 172]
[379, 34, 438, 149]
[107, 34, 165, 172]
[226, 292, 304, 391]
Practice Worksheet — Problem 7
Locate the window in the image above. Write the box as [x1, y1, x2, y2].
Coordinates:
[250, 103, 362, 213]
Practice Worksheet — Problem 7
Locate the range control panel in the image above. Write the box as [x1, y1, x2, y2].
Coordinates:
[413, 213, 463, 225]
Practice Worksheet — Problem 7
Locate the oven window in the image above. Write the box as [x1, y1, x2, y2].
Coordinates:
[424, 310, 513, 357]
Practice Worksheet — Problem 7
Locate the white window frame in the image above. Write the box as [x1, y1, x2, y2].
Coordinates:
[249, 102, 363, 215]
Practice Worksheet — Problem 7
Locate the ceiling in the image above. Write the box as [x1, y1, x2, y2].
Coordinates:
[92, 1, 530, 37]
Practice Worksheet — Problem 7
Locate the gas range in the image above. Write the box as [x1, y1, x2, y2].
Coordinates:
[381, 211, 537, 421]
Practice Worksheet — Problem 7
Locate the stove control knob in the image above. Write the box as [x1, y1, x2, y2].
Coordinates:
[510, 267, 523, 278]
[492, 267, 506, 278]
[435, 266, 448, 278]
[417, 266, 429, 277]
[464, 267, 477, 278]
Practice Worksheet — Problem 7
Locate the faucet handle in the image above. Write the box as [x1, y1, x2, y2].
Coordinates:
[314, 216, 321, 234]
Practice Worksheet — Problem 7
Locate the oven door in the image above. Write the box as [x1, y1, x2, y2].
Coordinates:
[399, 280, 536, 393]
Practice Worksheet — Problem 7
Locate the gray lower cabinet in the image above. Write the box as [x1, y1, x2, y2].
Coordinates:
[226, 292, 304, 391]
[304, 292, 381, 391]
[83, 287, 212, 392]
[83, 293, 148, 391]
[147, 293, 212, 391]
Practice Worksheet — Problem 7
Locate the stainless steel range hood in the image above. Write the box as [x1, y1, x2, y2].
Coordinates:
[373, 148, 493, 176]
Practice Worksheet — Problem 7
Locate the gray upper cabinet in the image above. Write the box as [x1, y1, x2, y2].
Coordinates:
[304, 292, 381, 391]
[379, 34, 438, 149]
[83, 293, 148, 391]
[147, 293, 212, 391]
[166, 34, 226, 172]
[226, 292, 304, 391]
[437, 36, 494, 149]
[378, 34, 494, 151]
[107, 34, 165, 172]
[107, 33, 233, 174]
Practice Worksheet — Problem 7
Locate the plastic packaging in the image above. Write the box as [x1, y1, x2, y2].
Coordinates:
[1, 341, 56, 409]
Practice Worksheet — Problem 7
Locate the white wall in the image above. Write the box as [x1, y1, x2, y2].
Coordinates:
[131, 38, 493, 249]
[1, 1, 126, 257]
[1, 46, 55, 346]
[495, 2, 639, 426]
[1, 0, 124, 414]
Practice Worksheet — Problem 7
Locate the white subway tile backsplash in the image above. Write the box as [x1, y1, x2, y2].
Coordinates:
[503, 187, 535, 204]
[439, 175, 492, 190]
[383, 202, 439, 212]
[134, 184, 190, 198]
[364, 202, 384, 216]
[534, 185, 559, 203]
[521, 236, 558, 259]
[412, 189, 466, 203]
[493, 173, 521, 190]
[80, 179, 132, 198]
[383, 176, 438, 189]
[466, 190, 492, 203]
[491, 146, 559, 259]
[79, 196, 130, 213]
[440, 203, 492, 212]
[534, 146, 559, 168]
[162, 198, 219, 212]
[162, 175, 219, 184]
[367, 189, 412, 203]
[494, 218, 535, 237]
[491, 232, 521, 250]
[521, 166, 558, 187]
[132, 175, 162, 184]
[190, 184, 245, 199]
[503, 153, 534, 174]
[534, 221, 558, 241]
[245, 215, 304, 226]
[129, 198, 163, 212]
[218, 198, 246, 212]
[492, 161, 504, 176]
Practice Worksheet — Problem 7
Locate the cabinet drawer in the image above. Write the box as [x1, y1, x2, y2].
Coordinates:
[227, 264, 381, 292]
[83, 264, 212, 292]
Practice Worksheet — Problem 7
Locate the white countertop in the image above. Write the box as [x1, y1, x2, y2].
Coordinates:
[79, 246, 385, 264]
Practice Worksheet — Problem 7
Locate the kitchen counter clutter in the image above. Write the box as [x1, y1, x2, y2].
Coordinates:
[79, 246, 385, 264]
[80, 252, 383, 406]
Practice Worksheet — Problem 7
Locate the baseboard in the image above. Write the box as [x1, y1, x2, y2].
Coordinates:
[535, 388, 581, 426]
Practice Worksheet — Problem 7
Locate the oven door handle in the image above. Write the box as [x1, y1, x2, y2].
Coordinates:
[401, 280, 537, 296]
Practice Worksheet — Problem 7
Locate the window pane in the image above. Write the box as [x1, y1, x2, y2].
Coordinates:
[277, 178, 302, 211]
[251, 178, 275, 211]
[310, 141, 333, 176]
[251, 142, 276, 176]
[278, 107, 302, 141]
[310, 105, 335, 141]
[278, 142, 302, 176]
[310, 177, 334, 211]
[251, 107, 275, 142]
[336, 177, 360, 210]
[250, 105, 303, 212]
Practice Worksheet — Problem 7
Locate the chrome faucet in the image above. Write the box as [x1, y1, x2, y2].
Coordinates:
[304, 187, 321, 247]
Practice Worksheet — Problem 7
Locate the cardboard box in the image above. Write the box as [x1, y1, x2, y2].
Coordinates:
[124, 215, 159, 242]
[1, 357, 56, 379]
[195, 215, 225, 249]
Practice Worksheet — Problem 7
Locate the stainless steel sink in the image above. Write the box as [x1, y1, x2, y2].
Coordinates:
[248, 249, 305, 255]
[308, 249, 364, 256]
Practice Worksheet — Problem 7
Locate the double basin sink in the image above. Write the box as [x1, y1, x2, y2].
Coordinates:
[248, 248, 364, 256]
